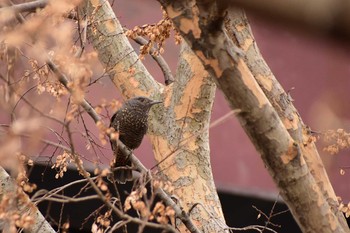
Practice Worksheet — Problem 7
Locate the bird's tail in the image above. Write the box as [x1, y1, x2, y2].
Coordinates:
[112, 150, 133, 184]
[114, 167, 133, 184]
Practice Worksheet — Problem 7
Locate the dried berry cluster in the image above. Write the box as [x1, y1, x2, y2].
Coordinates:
[94, 168, 110, 192]
[17, 153, 36, 193]
[125, 10, 181, 60]
[322, 129, 350, 155]
[96, 121, 112, 146]
[26, 60, 68, 98]
[94, 98, 121, 115]
[124, 187, 175, 225]
[91, 210, 112, 233]
[338, 197, 350, 218]
[51, 151, 71, 179]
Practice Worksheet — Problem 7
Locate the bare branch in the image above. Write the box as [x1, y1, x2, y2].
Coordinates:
[47, 60, 101, 123]
[0, 75, 65, 125]
[108, 219, 132, 233]
[35, 194, 100, 204]
[124, 28, 174, 85]
[78, 0, 162, 99]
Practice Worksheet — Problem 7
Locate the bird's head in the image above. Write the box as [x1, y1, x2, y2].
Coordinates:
[126, 96, 162, 111]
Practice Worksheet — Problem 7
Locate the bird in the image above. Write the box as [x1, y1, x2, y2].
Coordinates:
[109, 96, 162, 183]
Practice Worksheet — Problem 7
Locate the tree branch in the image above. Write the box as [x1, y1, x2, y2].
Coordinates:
[78, 0, 162, 99]
[46, 60, 101, 123]
[125, 28, 174, 85]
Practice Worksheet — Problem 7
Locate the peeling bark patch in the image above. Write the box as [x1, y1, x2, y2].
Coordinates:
[330, 214, 338, 231]
[197, 164, 211, 180]
[314, 183, 324, 206]
[174, 51, 208, 120]
[166, 2, 201, 38]
[149, 135, 173, 164]
[175, 153, 187, 169]
[178, 4, 201, 39]
[235, 22, 245, 32]
[180, 17, 201, 39]
[241, 37, 253, 51]
[129, 76, 139, 88]
[104, 19, 116, 33]
[196, 50, 223, 77]
[255, 74, 273, 91]
[282, 116, 298, 131]
[182, 131, 198, 151]
[163, 85, 172, 108]
[280, 140, 298, 164]
[238, 59, 265, 107]
[111, 64, 142, 95]
[174, 176, 193, 187]
[90, 0, 100, 7]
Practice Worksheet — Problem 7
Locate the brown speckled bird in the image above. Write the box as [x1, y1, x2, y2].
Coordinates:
[109, 96, 162, 183]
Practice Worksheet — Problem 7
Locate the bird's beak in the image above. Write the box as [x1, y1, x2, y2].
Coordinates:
[150, 100, 162, 106]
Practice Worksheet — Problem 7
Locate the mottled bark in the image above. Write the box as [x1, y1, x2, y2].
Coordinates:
[159, 0, 348, 232]
[150, 43, 222, 232]
[225, 9, 348, 230]
[79, 0, 225, 232]
[78, 0, 161, 100]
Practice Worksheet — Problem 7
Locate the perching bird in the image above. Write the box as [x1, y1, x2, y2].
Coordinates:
[109, 96, 162, 183]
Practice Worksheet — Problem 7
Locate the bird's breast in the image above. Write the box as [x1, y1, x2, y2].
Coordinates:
[118, 114, 148, 149]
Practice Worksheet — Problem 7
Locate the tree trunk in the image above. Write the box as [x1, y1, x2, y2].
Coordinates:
[225, 9, 349, 230]
[159, 0, 349, 232]
[150, 42, 224, 232]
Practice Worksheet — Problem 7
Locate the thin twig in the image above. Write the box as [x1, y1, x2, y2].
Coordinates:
[35, 194, 101, 204]
[108, 219, 132, 233]
[46, 60, 101, 123]
[0, 75, 65, 125]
